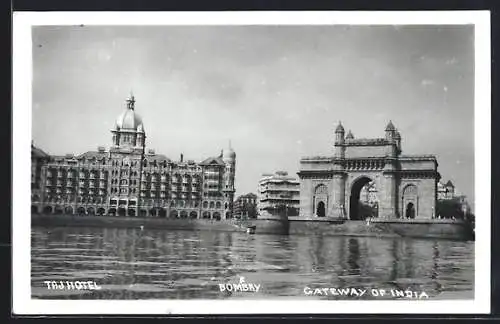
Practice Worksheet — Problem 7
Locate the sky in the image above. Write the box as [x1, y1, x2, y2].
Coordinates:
[32, 25, 475, 209]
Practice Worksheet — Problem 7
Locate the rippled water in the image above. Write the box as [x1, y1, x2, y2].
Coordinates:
[31, 226, 474, 300]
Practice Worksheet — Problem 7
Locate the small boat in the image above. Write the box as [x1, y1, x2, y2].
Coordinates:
[246, 226, 256, 234]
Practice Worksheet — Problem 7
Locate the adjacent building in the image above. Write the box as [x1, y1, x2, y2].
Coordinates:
[233, 193, 258, 219]
[257, 171, 300, 218]
[31, 95, 236, 220]
[437, 180, 456, 200]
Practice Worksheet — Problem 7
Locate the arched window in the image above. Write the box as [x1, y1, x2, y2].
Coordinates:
[203, 201, 208, 209]
[402, 184, 418, 219]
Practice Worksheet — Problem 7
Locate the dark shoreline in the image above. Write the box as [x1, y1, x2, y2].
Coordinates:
[31, 213, 474, 241]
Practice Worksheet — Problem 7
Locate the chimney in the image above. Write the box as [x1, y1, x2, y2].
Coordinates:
[180, 153, 184, 162]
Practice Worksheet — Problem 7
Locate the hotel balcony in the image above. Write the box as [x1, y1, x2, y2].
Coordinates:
[161, 176, 167, 182]
[66, 182, 74, 187]
[56, 182, 63, 187]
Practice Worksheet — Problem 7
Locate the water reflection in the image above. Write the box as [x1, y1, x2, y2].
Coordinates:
[31, 226, 474, 300]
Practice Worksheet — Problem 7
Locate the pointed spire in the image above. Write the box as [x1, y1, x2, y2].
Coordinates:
[346, 130, 354, 139]
[126, 91, 135, 110]
[385, 120, 396, 131]
[335, 121, 345, 133]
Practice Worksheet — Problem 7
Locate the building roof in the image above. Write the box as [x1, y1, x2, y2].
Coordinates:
[31, 144, 49, 158]
[77, 151, 108, 160]
[445, 180, 455, 188]
[199, 156, 225, 166]
[144, 154, 171, 162]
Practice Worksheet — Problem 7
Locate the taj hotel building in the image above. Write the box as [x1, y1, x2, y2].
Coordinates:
[31, 95, 236, 220]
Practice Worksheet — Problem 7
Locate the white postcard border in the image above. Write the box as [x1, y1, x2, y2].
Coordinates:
[12, 10, 491, 315]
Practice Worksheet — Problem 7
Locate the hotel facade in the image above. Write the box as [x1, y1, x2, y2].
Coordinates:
[31, 95, 236, 220]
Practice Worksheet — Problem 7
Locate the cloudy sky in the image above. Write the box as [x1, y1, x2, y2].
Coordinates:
[32, 25, 475, 208]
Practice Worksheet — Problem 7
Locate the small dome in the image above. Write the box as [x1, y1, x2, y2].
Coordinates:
[394, 131, 401, 139]
[346, 130, 354, 139]
[385, 120, 396, 131]
[115, 96, 144, 131]
[335, 122, 345, 133]
[223, 147, 236, 160]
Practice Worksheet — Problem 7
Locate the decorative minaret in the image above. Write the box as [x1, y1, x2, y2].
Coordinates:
[222, 141, 236, 219]
[385, 120, 396, 141]
[334, 121, 345, 158]
[394, 130, 402, 155]
[332, 121, 346, 218]
[382, 121, 398, 218]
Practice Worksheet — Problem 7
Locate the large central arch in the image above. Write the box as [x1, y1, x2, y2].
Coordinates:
[349, 176, 373, 220]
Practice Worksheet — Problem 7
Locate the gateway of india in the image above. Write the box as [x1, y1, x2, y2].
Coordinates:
[298, 121, 440, 220]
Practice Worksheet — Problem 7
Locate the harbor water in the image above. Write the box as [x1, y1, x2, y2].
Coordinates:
[31, 226, 474, 300]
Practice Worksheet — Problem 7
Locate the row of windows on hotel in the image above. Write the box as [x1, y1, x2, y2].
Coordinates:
[36, 194, 228, 209]
[45, 158, 220, 172]
[44, 177, 221, 188]
[45, 169, 223, 183]
[43, 190, 226, 201]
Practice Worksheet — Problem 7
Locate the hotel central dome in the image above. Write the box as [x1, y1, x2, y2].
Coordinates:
[115, 95, 144, 132]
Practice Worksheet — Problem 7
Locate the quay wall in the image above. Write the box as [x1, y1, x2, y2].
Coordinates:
[31, 214, 250, 233]
[32, 214, 473, 241]
[255, 217, 473, 241]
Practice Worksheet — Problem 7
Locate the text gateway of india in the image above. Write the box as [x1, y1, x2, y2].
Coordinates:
[31, 95, 236, 220]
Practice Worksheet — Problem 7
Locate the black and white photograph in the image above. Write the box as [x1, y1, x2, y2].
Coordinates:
[13, 11, 490, 314]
